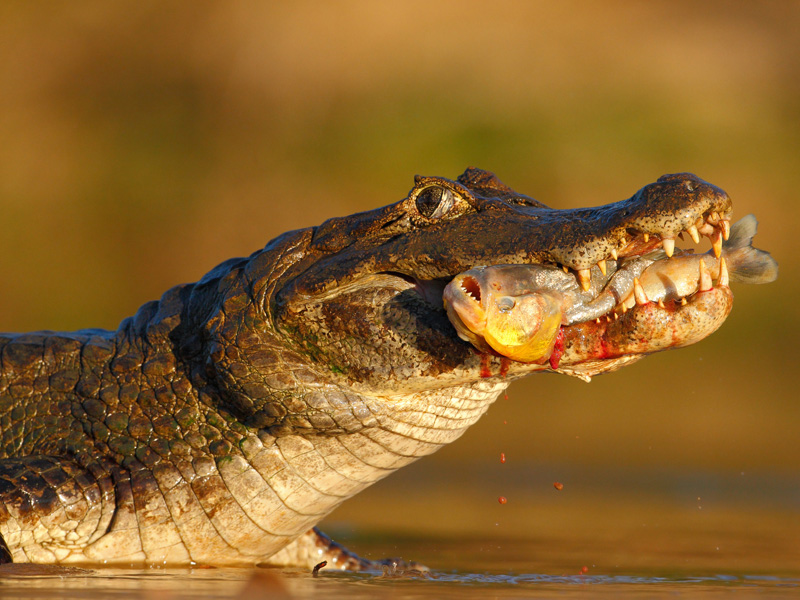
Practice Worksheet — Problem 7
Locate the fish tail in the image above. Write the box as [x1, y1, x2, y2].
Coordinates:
[722, 214, 778, 284]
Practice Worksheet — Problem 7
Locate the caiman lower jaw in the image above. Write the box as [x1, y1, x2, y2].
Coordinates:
[555, 282, 733, 380]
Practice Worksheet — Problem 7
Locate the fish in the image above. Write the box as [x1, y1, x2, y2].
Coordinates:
[443, 214, 777, 363]
[634, 214, 777, 302]
[443, 264, 569, 363]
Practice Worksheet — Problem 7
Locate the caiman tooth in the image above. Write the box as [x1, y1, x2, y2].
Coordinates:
[597, 259, 607, 276]
[610, 248, 618, 260]
[719, 256, 730, 287]
[699, 260, 713, 291]
[577, 268, 592, 292]
[720, 219, 731, 241]
[658, 299, 665, 309]
[642, 233, 650, 243]
[711, 229, 723, 258]
[563, 265, 569, 273]
[633, 277, 649, 305]
[686, 224, 701, 244]
[710, 211, 720, 223]
[680, 297, 688, 306]
[662, 237, 675, 258]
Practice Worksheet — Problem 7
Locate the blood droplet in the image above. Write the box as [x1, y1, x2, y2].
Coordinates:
[500, 452, 506, 464]
[553, 481, 564, 491]
[580, 565, 589, 574]
[498, 496, 507, 504]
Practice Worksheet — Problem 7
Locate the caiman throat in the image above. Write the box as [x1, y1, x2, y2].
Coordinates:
[0, 168, 777, 568]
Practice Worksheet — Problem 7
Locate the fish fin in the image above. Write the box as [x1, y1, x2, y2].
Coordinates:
[723, 214, 778, 284]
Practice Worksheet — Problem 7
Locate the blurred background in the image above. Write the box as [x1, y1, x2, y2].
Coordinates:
[0, 1, 797, 574]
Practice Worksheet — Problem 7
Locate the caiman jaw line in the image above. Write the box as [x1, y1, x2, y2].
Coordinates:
[449, 251, 731, 327]
[572, 209, 732, 292]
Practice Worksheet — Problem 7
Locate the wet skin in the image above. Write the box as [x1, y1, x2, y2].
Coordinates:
[0, 168, 776, 568]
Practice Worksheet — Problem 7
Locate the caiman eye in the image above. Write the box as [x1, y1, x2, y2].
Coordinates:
[415, 186, 454, 219]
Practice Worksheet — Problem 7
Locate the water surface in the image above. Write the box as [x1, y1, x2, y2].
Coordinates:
[2, 463, 798, 599]
[1, 560, 797, 600]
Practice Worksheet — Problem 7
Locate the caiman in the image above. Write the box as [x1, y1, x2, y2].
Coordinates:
[0, 168, 777, 568]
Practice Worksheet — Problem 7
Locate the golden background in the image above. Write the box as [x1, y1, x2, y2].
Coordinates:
[0, 2, 797, 571]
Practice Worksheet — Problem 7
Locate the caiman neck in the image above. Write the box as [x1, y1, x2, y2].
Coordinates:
[0, 278, 204, 465]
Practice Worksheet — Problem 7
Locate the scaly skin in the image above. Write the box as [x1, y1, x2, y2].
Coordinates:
[0, 168, 743, 567]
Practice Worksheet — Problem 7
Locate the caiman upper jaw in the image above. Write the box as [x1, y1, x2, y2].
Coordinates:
[282, 171, 731, 301]
[559, 173, 733, 291]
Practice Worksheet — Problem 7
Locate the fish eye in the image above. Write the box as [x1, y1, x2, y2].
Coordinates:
[415, 186, 454, 220]
[496, 296, 516, 313]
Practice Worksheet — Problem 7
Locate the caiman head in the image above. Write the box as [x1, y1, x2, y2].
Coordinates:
[265, 168, 775, 390]
[190, 168, 775, 438]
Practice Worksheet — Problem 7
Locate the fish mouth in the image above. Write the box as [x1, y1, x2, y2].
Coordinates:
[442, 213, 776, 368]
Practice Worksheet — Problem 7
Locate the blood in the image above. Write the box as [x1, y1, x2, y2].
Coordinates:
[500, 452, 506, 464]
[499, 357, 511, 377]
[548, 328, 565, 370]
[580, 565, 589, 575]
[597, 334, 611, 359]
[498, 496, 507, 504]
[480, 353, 492, 378]
[553, 481, 564, 491]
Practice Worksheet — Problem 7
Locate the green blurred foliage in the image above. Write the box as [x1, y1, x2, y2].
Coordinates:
[0, 1, 797, 479]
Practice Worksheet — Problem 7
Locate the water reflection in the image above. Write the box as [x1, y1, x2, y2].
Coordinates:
[0, 565, 798, 600]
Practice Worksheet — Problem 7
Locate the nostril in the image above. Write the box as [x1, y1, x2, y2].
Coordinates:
[461, 276, 482, 302]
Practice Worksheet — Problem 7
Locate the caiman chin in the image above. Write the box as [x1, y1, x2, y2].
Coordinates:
[0, 168, 777, 568]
